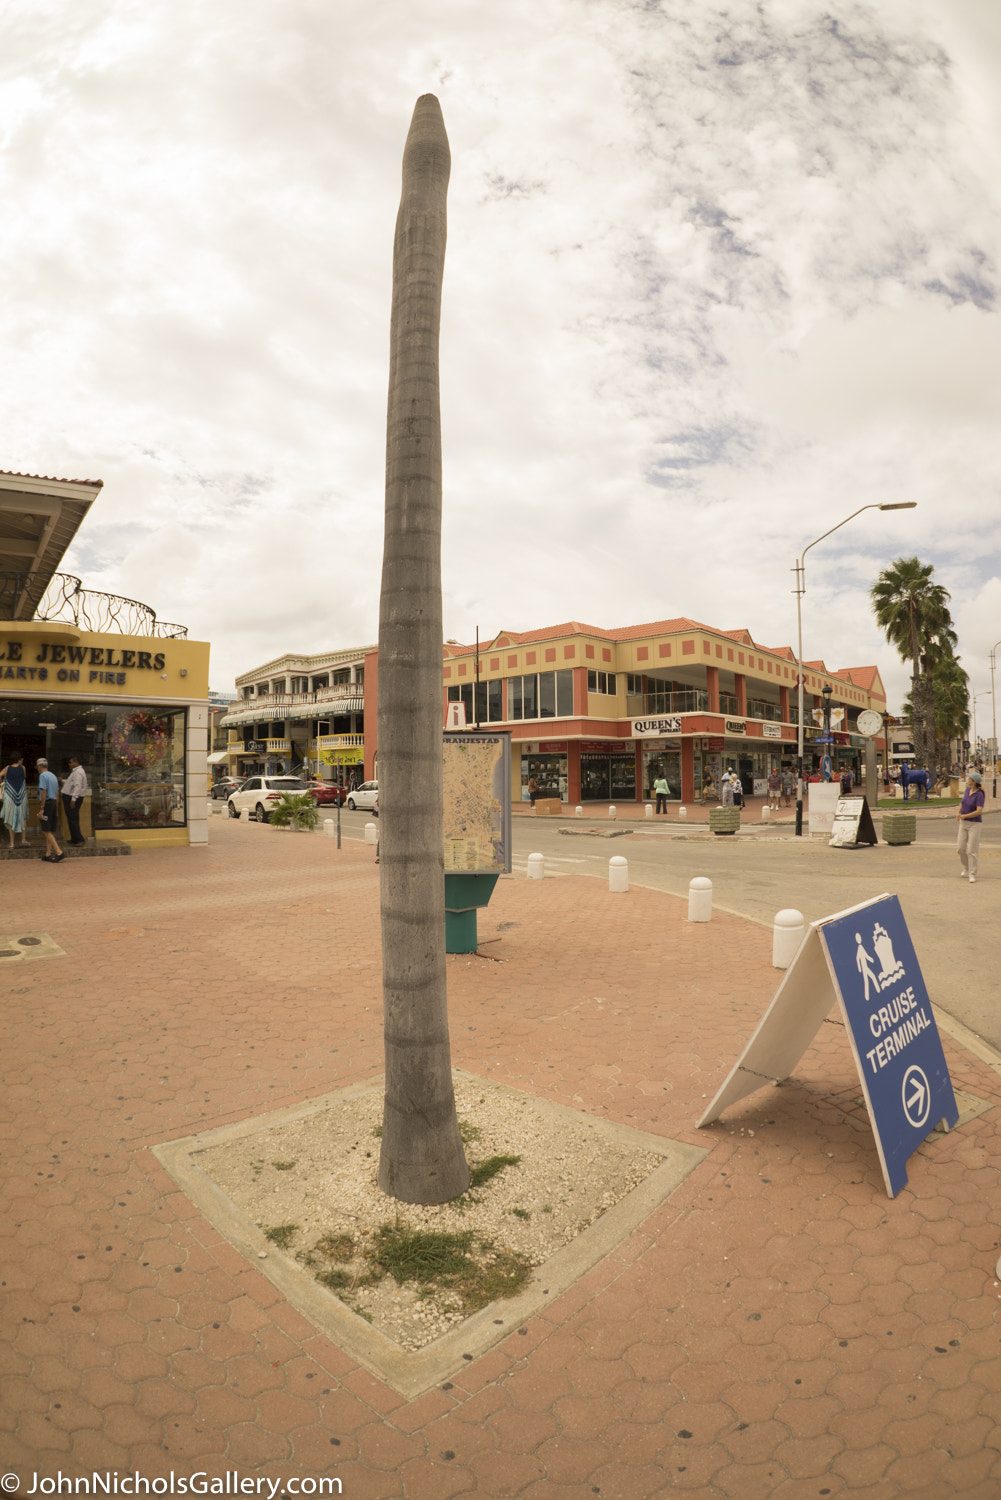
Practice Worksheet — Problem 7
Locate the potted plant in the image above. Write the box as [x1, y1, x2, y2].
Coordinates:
[268, 792, 320, 833]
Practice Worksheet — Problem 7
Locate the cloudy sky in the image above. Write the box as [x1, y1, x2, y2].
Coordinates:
[3, 0, 999, 712]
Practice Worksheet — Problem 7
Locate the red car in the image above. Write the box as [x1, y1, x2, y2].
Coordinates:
[308, 781, 347, 806]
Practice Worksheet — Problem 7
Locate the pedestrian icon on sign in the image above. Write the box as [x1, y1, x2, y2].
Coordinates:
[855, 932, 880, 1002]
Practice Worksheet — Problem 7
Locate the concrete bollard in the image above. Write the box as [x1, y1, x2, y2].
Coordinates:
[364, 821, 378, 845]
[761, 805, 770, 822]
[609, 855, 628, 892]
[323, 819, 335, 838]
[773, 909, 805, 969]
[608, 805, 617, 819]
[645, 803, 654, 818]
[575, 806, 583, 818]
[688, 876, 713, 922]
[678, 805, 687, 819]
[527, 852, 545, 880]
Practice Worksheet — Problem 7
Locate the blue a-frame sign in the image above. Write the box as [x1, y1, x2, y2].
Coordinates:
[699, 894, 959, 1197]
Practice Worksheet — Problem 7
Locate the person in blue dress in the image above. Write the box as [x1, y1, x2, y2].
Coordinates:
[1, 752, 29, 849]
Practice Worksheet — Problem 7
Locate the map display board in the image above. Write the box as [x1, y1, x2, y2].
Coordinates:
[699, 893, 958, 1197]
[443, 732, 512, 874]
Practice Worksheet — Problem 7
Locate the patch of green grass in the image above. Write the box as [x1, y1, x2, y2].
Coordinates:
[371, 1124, 383, 1138]
[367, 1220, 532, 1314]
[510, 1207, 530, 1222]
[262, 1222, 298, 1250]
[469, 1154, 521, 1189]
[542, 1205, 552, 1214]
[317, 1267, 352, 1291]
[272, 1160, 296, 1171]
[459, 1119, 483, 1145]
[315, 1232, 355, 1263]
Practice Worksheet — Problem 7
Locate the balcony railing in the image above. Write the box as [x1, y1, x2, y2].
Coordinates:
[237, 685, 363, 711]
[0, 570, 187, 637]
[627, 689, 712, 716]
[747, 699, 783, 722]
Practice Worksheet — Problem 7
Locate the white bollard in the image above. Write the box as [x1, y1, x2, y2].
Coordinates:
[761, 805, 770, 822]
[364, 821, 378, 845]
[608, 805, 617, 819]
[678, 805, 687, 819]
[527, 852, 545, 880]
[688, 876, 713, 922]
[773, 909, 805, 969]
[609, 855, 629, 892]
[645, 803, 654, 818]
[323, 818, 335, 838]
[575, 806, 583, 818]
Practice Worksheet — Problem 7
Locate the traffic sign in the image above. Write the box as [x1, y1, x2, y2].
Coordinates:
[699, 894, 958, 1197]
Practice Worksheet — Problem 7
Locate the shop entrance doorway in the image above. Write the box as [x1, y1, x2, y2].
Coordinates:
[581, 753, 636, 801]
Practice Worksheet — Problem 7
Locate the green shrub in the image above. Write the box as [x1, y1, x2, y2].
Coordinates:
[269, 792, 320, 831]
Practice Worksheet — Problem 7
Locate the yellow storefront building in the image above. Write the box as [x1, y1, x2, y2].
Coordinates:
[1, 470, 211, 850]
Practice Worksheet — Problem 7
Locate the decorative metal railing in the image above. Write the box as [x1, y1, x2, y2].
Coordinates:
[0, 571, 187, 638]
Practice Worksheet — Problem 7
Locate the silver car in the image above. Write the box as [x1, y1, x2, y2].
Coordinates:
[228, 775, 310, 823]
[345, 780, 378, 811]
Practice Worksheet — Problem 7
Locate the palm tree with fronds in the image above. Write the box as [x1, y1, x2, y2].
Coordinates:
[904, 651, 969, 769]
[870, 557, 955, 771]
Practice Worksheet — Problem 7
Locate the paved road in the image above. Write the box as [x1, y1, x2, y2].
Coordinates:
[504, 814, 1000, 1053]
[217, 802, 999, 1053]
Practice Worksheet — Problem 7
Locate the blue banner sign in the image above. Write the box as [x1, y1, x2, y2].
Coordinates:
[819, 895, 958, 1195]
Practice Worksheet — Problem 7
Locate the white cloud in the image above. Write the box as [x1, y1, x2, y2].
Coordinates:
[0, 0, 997, 708]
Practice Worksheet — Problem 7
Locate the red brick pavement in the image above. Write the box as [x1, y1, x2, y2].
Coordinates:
[2, 818, 1001, 1496]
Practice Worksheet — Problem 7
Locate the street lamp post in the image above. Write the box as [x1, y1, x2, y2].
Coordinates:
[793, 502, 917, 836]
[990, 640, 1001, 798]
[821, 683, 833, 779]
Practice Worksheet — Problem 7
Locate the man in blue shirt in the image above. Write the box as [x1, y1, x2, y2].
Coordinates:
[36, 758, 66, 863]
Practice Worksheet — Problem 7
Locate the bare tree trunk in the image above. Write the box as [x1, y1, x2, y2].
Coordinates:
[377, 95, 469, 1205]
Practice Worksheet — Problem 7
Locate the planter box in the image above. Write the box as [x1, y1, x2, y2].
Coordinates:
[709, 808, 741, 836]
[882, 812, 916, 846]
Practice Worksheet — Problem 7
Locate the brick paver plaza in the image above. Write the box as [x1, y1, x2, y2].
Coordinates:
[3, 818, 1001, 1497]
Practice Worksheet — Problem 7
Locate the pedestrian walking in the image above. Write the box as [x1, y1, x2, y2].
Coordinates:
[732, 773, 744, 811]
[528, 774, 538, 809]
[957, 770, 985, 883]
[767, 768, 781, 811]
[721, 771, 734, 808]
[61, 757, 88, 846]
[780, 767, 796, 807]
[1, 751, 29, 848]
[36, 758, 65, 862]
[653, 773, 670, 814]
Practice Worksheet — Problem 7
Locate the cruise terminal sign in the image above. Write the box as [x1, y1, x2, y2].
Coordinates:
[699, 893, 958, 1197]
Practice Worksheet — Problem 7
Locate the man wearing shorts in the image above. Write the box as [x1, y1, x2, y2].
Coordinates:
[36, 758, 66, 863]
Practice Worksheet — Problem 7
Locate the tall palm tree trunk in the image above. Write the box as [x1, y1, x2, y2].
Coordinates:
[377, 95, 469, 1205]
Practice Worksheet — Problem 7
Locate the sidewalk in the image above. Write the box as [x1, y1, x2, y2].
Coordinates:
[2, 820, 1001, 1497]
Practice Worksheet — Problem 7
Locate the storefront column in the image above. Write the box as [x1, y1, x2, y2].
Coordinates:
[566, 740, 581, 805]
[735, 673, 747, 716]
[706, 665, 719, 712]
[681, 740, 696, 802]
[780, 684, 790, 722]
[187, 706, 209, 846]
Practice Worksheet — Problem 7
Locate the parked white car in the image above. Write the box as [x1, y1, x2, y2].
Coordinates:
[228, 775, 310, 823]
[345, 780, 378, 811]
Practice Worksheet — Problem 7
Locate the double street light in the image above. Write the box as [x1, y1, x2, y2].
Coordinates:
[793, 502, 917, 836]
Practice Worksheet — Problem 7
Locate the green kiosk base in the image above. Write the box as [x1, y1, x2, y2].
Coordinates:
[444, 872, 501, 954]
